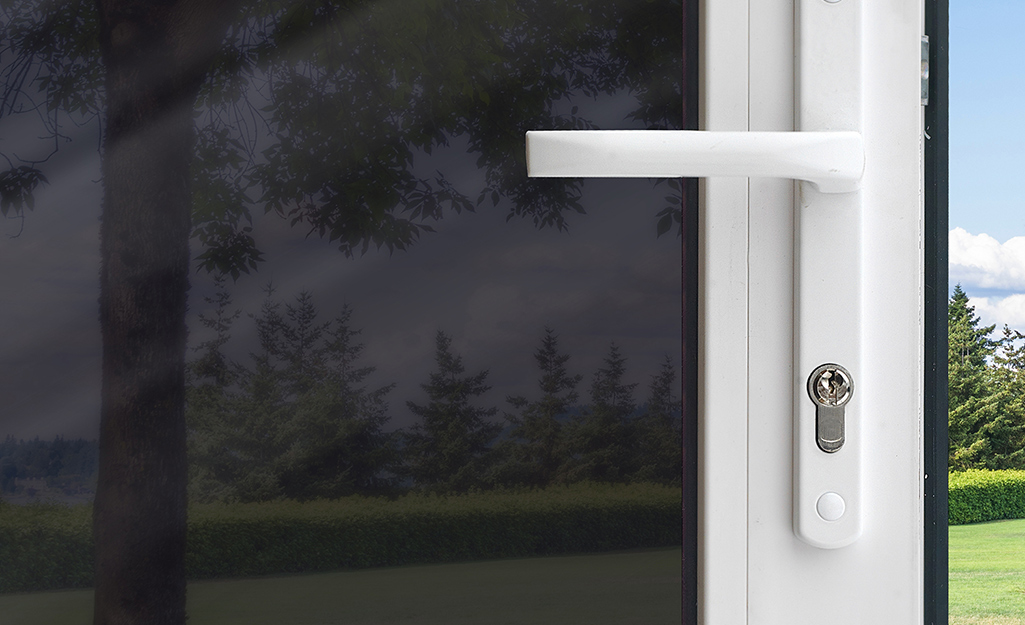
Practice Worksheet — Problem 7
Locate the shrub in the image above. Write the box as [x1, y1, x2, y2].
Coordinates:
[0, 482, 680, 593]
[0, 502, 93, 593]
[948, 469, 1025, 525]
[185, 482, 680, 578]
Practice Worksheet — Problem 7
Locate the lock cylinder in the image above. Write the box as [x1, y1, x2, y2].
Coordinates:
[808, 364, 853, 453]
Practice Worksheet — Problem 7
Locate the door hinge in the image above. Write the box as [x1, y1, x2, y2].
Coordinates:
[921, 35, 930, 106]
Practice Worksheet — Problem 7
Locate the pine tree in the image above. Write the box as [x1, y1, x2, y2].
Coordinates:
[948, 284, 1001, 470]
[200, 285, 291, 502]
[405, 331, 501, 493]
[634, 356, 682, 485]
[970, 325, 1025, 469]
[187, 287, 399, 501]
[185, 283, 288, 502]
[276, 304, 400, 499]
[275, 291, 331, 397]
[493, 327, 582, 488]
[186, 276, 244, 502]
[561, 342, 639, 483]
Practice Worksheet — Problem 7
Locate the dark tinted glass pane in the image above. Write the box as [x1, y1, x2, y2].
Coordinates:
[0, 1, 689, 622]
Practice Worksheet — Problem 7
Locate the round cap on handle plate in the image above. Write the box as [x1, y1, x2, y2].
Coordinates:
[816, 492, 846, 521]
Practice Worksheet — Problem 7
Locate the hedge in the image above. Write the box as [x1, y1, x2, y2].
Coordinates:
[0, 482, 681, 593]
[0, 501, 93, 593]
[948, 469, 1025, 525]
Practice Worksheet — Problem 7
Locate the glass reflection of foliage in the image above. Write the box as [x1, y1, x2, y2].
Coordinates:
[203, 0, 685, 270]
[186, 283, 402, 504]
[2, 0, 683, 272]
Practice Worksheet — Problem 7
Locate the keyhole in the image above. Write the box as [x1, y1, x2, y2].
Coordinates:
[810, 366, 852, 407]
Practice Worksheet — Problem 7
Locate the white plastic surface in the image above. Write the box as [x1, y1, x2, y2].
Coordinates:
[707, 0, 924, 621]
[792, 0, 863, 550]
[724, 0, 924, 619]
[697, 0, 752, 618]
[525, 130, 863, 193]
[816, 492, 846, 522]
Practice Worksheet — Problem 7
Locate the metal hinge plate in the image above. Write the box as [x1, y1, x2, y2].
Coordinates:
[922, 35, 930, 106]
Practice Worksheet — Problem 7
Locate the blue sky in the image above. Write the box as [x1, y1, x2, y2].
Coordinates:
[948, 0, 1025, 327]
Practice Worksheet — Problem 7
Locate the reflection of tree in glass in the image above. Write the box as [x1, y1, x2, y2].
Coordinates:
[493, 327, 582, 488]
[562, 342, 639, 483]
[185, 289, 684, 499]
[186, 282, 400, 503]
[634, 356, 683, 485]
[404, 331, 501, 494]
[0, 1, 681, 622]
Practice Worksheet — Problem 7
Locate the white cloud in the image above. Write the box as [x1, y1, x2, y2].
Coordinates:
[969, 294, 1025, 332]
[947, 228, 1025, 331]
[949, 227, 1025, 290]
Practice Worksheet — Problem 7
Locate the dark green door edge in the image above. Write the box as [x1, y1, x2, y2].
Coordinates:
[923, 1, 949, 624]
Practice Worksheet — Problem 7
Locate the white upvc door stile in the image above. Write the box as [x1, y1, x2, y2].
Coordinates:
[697, 0, 750, 623]
[853, 0, 926, 617]
[701, 1, 924, 624]
[746, 0, 798, 620]
[697, 0, 750, 622]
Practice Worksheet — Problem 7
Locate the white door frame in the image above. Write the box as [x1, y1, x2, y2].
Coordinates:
[699, 1, 925, 623]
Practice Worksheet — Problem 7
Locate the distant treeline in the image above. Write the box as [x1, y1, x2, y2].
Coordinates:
[186, 282, 682, 503]
[0, 436, 99, 494]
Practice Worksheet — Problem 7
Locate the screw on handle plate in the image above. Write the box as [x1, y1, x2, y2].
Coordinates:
[808, 364, 853, 453]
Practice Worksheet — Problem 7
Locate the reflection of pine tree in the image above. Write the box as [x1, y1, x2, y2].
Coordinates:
[493, 327, 581, 488]
[276, 305, 399, 499]
[405, 331, 501, 493]
[186, 277, 255, 502]
[561, 343, 638, 483]
[273, 291, 330, 396]
[186, 285, 398, 502]
[634, 356, 682, 485]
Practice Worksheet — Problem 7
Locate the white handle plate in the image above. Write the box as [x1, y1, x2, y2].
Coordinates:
[793, 0, 862, 550]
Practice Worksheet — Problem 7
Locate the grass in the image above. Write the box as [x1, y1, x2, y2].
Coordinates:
[950, 518, 1025, 625]
[0, 547, 681, 625]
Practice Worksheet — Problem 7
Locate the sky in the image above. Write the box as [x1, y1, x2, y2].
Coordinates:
[948, 0, 1025, 327]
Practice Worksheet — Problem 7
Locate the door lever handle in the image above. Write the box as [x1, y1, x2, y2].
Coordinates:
[525, 130, 864, 194]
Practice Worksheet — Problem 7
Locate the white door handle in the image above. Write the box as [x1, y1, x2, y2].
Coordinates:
[524, 0, 863, 550]
[526, 130, 864, 194]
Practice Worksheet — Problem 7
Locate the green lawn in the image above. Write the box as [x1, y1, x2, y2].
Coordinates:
[0, 547, 681, 625]
[950, 518, 1025, 625]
